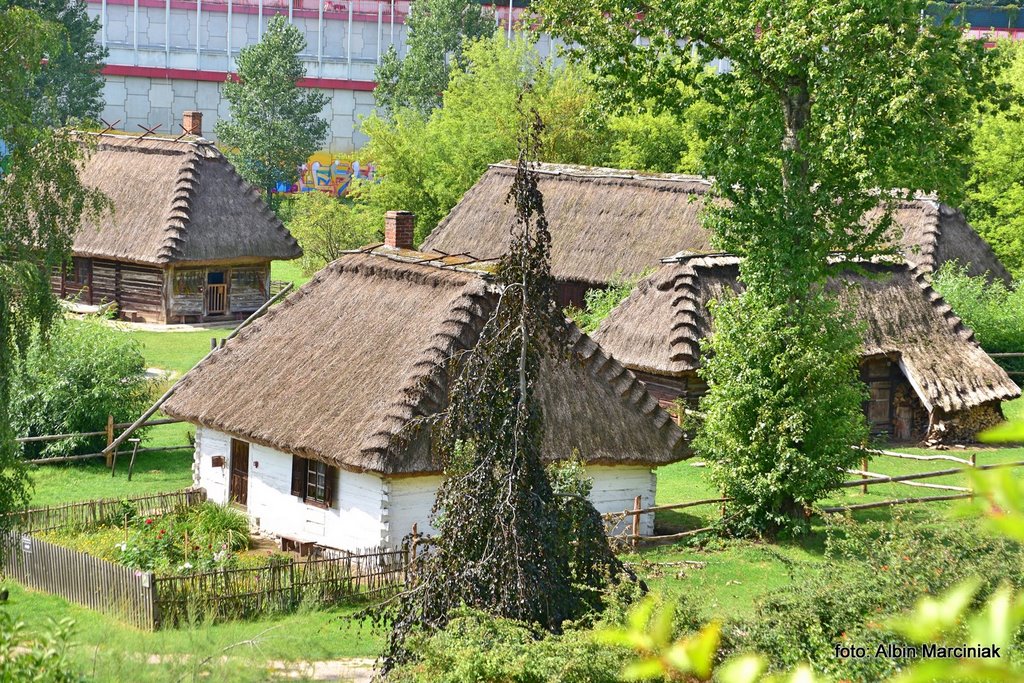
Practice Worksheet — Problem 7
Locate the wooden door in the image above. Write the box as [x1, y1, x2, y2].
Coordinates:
[229, 439, 249, 507]
[206, 271, 228, 316]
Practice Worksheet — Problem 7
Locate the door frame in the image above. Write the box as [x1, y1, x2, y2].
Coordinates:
[228, 438, 250, 507]
[204, 270, 229, 318]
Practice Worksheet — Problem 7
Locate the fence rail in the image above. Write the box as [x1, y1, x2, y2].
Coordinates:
[1, 489, 206, 534]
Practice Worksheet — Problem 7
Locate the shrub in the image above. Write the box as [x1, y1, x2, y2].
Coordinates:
[564, 274, 642, 334]
[0, 612, 84, 683]
[694, 292, 868, 536]
[12, 318, 151, 458]
[931, 262, 1024, 354]
[284, 191, 381, 274]
[187, 502, 251, 552]
[720, 515, 1024, 680]
[389, 609, 627, 683]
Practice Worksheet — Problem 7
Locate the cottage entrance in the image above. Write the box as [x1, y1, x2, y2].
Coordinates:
[229, 439, 249, 507]
[206, 271, 228, 316]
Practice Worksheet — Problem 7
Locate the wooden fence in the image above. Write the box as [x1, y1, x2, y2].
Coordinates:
[152, 547, 407, 627]
[2, 532, 157, 630]
[2, 489, 207, 534]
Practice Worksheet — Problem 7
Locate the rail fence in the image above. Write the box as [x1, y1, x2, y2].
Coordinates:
[604, 447, 1024, 545]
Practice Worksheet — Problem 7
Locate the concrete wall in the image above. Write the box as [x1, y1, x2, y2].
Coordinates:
[88, 1, 558, 152]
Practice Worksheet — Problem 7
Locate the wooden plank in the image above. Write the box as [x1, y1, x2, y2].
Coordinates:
[820, 493, 973, 513]
[836, 460, 1024, 489]
[857, 446, 972, 466]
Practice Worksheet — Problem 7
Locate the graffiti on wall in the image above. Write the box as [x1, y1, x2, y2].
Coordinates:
[274, 151, 376, 196]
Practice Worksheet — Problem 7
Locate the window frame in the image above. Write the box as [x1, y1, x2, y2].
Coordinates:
[290, 455, 335, 509]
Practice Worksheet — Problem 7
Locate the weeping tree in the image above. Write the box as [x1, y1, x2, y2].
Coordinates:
[372, 112, 622, 675]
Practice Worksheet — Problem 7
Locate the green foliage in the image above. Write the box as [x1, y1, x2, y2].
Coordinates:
[540, 0, 995, 533]
[389, 609, 627, 683]
[43, 502, 250, 575]
[9, 0, 106, 126]
[0, 612, 84, 682]
[967, 41, 1024, 276]
[564, 273, 643, 333]
[12, 319, 151, 458]
[371, 121, 622, 674]
[0, 5, 109, 532]
[215, 16, 329, 194]
[930, 262, 1024, 353]
[361, 34, 621, 243]
[373, 0, 494, 116]
[283, 192, 381, 274]
[694, 294, 868, 535]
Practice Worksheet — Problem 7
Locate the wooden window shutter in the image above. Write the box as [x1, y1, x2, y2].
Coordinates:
[290, 455, 306, 498]
[324, 466, 337, 507]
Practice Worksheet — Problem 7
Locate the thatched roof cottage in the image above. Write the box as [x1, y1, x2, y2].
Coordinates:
[162, 219, 688, 552]
[422, 163, 1012, 305]
[593, 254, 1021, 442]
[55, 123, 302, 324]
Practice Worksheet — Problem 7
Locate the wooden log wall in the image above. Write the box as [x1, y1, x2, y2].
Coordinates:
[168, 268, 205, 317]
[91, 259, 120, 304]
[229, 265, 269, 313]
[119, 263, 165, 317]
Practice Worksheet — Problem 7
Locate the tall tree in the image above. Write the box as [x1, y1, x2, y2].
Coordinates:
[8, 0, 107, 126]
[215, 16, 329, 196]
[539, 0, 996, 533]
[0, 6, 107, 528]
[373, 0, 494, 117]
[371, 114, 620, 674]
[966, 40, 1024, 276]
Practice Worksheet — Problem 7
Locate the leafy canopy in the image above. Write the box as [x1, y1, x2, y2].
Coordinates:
[539, 0, 995, 532]
[373, 0, 494, 117]
[0, 5, 108, 527]
[966, 40, 1024, 276]
[215, 16, 329, 194]
[8, 0, 106, 126]
[284, 192, 382, 275]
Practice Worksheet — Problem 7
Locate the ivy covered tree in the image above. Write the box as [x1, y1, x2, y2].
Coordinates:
[373, 0, 494, 117]
[539, 0, 997, 533]
[9, 0, 107, 126]
[215, 16, 329, 196]
[1, 6, 108, 529]
[373, 114, 621, 674]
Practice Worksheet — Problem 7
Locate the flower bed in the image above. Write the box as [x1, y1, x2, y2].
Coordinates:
[38, 501, 288, 576]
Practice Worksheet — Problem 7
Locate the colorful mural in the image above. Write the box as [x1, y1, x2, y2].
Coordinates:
[274, 152, 376, 196]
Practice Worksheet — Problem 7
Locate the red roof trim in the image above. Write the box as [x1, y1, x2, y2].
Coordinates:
[101, 64, 377, 91]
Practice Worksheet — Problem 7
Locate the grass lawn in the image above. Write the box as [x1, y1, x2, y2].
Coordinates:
[125, 327, 231, 377]
[271, 258, 312, 290]
[2, 582, 381, 679]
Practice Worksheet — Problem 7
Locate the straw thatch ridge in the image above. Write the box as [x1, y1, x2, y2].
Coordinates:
[72, 134, 302, 266]
[593, 255, 1020, 415]
[162, 250, 688, 474]
[423, 162, 1011, 286]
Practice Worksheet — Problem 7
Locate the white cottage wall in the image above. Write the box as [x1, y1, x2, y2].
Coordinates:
[193, 426, 660, 547]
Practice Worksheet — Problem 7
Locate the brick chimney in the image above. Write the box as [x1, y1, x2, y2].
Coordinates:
[384, 211, 415, 250]
[182, 111, 203, 137]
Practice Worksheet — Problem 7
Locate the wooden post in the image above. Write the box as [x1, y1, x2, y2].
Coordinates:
[126, 438, 142, 481]
[410, 523, 419, 562]
[631, 495, 641, 548]
[861, 456, 869, 494]
[105, 414, 115, 468]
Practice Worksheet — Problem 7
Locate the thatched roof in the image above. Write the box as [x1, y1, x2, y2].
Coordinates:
[163, 248, 688, 474]
[593, 255, 1020, 414]
[422, 162, 1011, 286]
[73, 134, 301, 266]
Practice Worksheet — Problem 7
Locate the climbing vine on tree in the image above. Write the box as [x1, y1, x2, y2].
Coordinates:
[369, 112, 621, 675]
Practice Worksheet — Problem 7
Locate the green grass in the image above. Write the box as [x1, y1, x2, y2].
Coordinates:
[2, 583, 381, 673]
[271, 259, 312, 290]
[125, 328, 231, 377]
[1005, 396, 1023, 422]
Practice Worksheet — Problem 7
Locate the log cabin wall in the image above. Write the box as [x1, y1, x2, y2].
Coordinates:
[119, 263, 166, 322]
[860, 356, 928, 442]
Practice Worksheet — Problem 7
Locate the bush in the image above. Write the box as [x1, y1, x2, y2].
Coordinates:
[720, 515, 1024, 681]
[12, 318, 151, 458]
[388, 609, 627, 683]
[931, 262, 1024, 354]
[564, 274, 643, 334]
[284, 191, 381, 274]
[694, 292, 868, 536]
[0, 612, 84, 683]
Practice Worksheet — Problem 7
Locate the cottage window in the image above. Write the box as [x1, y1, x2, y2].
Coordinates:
[66, 258, 90, 285]
[290, 455, 335, 508]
